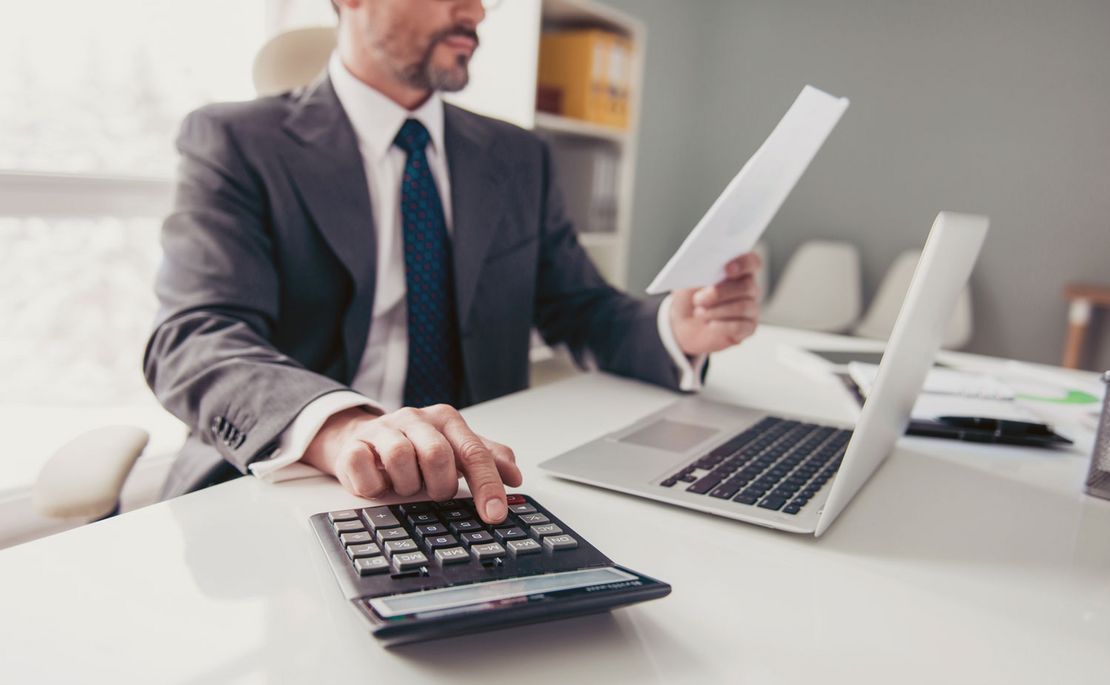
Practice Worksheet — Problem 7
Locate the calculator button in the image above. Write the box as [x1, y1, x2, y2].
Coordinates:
[494, 527, 527, 543]
[392, 551, 429, 572]
[441, 509, 470, 522]
[449, 520, 482, 534]
[328, 510, 359, 522]
[332, 520, 365, 534]
[340, 531, 374, 546]
[434, 547, 470, 565]
[415, 523, 449, 538]
[518, 513, 550, 525]
[346, 543, 381, 559]
[543, 535, 578, 552]
[425, 535, 458, 549]
[354, 557, 390, 575]
[506, 539, 542, 557]
[362, 507, 401, 531]
[376, 527, 410, 544]
[471, 542, 506, 561]
[460, 530, 494, 547]
[399, 502, 432, 514]
[407, 512, 438, 526]
[435, 499, 468, 510]
[506, 494, 526, 505]
[530, 523, 563, 537]
[508, 503, 536, 515]
[384, 539, 419, 556]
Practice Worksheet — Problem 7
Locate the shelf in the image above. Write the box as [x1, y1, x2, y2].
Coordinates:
[578, 232, 619, 247]
[533, 112, 629, 145]
[541, 0, 643, 38]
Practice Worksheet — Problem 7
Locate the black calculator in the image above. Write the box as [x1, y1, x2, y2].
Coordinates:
[310, 493, 670, 644]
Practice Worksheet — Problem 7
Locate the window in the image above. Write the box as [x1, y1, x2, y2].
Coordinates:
[0, 1, 290, 492]
[0, 0, 267, 176]
[0, 216, 162, 406]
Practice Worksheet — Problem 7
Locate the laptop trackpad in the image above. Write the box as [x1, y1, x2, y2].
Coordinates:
[618, 419, 718, 453]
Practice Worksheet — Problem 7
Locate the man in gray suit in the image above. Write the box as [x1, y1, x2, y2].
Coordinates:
[144, 0, 761, 524]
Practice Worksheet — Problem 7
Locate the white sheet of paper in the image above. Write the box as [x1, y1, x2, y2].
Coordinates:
[909, 395, 1037, 423]
[848, 362, 1017, 401]
[647, 85, 850, 294]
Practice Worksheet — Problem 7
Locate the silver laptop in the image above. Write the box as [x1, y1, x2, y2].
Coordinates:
[540, 212, 989, 537]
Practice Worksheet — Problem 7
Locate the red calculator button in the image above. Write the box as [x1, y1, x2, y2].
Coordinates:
[506, 494, 525, 505]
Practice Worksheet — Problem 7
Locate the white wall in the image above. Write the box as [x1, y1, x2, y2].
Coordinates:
[602, 0, 1110, 369]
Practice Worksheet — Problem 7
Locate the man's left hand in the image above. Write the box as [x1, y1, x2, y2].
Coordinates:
[670, 252, 762, 357]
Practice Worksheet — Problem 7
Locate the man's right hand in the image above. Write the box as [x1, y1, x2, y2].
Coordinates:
[301, 404, 523, 524]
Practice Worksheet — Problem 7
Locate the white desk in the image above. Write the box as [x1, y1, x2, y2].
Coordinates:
[2, 326, 1107, 683]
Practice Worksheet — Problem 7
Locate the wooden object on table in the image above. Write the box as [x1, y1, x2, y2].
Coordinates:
[1062, 282, 1110, 368]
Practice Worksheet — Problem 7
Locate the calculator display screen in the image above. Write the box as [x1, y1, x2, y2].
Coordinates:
[369, 567, 638, 619]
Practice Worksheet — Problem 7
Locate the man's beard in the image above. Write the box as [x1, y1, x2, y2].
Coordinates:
[398, 25, 479, 92]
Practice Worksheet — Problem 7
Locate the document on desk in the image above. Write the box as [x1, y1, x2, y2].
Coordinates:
[847, 362, 1037, 422]
[647, 85, 850, 294]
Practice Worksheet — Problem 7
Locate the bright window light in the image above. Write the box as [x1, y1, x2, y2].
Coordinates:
[0, 0, 267, 177]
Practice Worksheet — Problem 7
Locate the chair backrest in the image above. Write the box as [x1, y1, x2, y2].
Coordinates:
[252, 26, 337, 97]
[853, 249, 974, 349]
[760, 240, 862, 332]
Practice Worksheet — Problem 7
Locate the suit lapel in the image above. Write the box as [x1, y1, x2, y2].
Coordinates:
[444, 105, 507, 331]
[281, 75, 377, 380]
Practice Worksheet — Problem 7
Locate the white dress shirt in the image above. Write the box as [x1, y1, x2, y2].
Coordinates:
[250, 54, 704, 483]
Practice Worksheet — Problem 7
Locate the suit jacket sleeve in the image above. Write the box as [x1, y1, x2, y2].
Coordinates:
[143, 107, 347, 474]
[532, 140, 687, 391]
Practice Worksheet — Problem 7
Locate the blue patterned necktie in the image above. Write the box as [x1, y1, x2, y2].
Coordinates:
[393, 118, 463, 408]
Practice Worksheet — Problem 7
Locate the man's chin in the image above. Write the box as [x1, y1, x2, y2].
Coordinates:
[428, 65, 470, 92]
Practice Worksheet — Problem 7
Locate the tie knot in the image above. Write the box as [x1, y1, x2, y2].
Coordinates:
[394, 118, 431, 155]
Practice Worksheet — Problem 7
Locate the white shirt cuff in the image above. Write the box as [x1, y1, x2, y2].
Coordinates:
[657, 294, 708, 392]
[248, 390, 385, 483]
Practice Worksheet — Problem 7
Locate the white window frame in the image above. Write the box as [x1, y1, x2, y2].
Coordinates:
[0, 171, 173, 219]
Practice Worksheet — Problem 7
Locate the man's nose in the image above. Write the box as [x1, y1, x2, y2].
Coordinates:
[454, 0, 486, 27]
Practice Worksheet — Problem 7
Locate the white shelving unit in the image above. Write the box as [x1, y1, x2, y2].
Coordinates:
[448, 0, 646, 288]
[535, 0, 644, 288]
[439, 0, 647, 382]
[532, 111, 630, 146]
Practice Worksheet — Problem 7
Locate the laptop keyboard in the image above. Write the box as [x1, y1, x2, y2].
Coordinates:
[660, 416, 851, 515]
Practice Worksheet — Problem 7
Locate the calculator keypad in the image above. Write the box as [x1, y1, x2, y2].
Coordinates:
[340, 531, 373, 546]
[544, 535, 579, 552]
[508, 538, 542, 556]
[435, 547, 470, 564]
[354, 557, 390, 575]
[311, 493, 673, 644]
[323, 495, 584, 582]
[363, 507, 401, 531]
[346, 543, 381, 560]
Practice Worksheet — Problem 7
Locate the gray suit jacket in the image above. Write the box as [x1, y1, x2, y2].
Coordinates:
[144, 75, 686, 498]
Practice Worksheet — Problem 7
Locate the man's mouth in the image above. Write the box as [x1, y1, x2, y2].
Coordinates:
[436, 28, 480, 54]
[441, 36, 477, 54]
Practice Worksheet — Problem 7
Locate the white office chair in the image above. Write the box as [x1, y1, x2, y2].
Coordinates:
[760, 240, 862, 333]
[252, 26, 337, 96]
[854, 249, 974, 349]
[33, 426, 151, 521]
